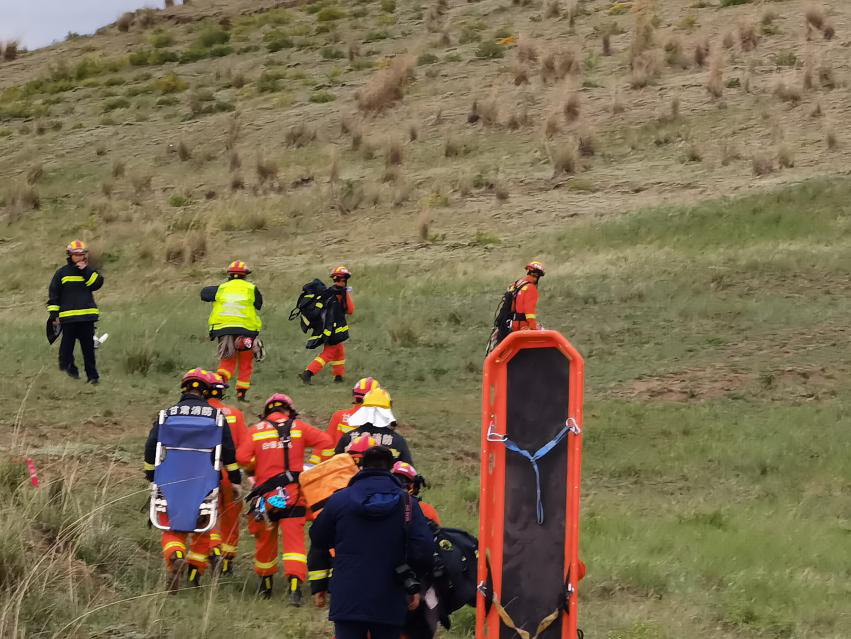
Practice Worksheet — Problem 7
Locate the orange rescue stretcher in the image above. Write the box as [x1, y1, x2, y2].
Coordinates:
[477, 330, 584, 639]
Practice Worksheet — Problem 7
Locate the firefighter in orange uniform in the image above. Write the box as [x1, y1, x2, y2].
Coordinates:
[300, 266, 354, 384]
[512, 261, 544, 332]
[326, 377, 380, 446]
[206, 374, 248, 575]
[237, 393, 335, 603]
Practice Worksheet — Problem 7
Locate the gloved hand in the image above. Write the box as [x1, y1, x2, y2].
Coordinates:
[313, 592, 327, 608]
[75, 258, 88, 271]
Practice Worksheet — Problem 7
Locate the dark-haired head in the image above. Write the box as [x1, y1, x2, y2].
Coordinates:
[361, 446, 394, 471]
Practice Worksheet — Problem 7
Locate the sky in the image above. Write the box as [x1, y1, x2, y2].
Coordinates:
[0, 0, 162, 50]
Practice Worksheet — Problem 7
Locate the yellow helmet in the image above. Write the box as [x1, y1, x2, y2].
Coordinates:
[361, 388, 392, 409]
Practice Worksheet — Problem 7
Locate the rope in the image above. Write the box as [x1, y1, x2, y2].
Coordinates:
[478, 584, 563, 639]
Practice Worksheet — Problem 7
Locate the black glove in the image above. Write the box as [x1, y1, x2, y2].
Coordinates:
[49, 311, 58, 321]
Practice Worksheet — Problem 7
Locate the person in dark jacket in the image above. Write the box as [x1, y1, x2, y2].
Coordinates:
[309, 446, 434, 639]
[334, 389, 414, 465]
[47, 240, 104, 383]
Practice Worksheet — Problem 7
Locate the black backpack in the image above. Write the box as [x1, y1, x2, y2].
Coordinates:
[433, 527, 478, 614]
[289, 279, 328, 334]
[487, 280, 528, 353]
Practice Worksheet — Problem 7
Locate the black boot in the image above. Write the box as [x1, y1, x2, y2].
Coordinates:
[298, 370, 313, 385]
[333, 375, 344, 383]
[221, 557, 233, 576]
[167, 551, 186, 593]
[188, 566, 202, 588]
[258, 575, 273, 599]
[236, 388, 248, 402]
[288, 576, 303, 607]
[208, 547, 223, 576]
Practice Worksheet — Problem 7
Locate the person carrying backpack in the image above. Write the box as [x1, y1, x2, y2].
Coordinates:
[144, 369, 243, 590]
[299, 266, 354, 384]
[47, 240, 104, 384]
[200, 260, 263, 402]
[237, 393, 335, 602]
[487, 260, 545, 353]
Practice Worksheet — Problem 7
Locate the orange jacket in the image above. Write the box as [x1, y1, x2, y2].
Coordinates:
[419, 500, 441, 526]
[512, 276, 539, 331]
[326, 406, 359, 446]
[237, 413, 335, 484]
[208, 398, 248, 450]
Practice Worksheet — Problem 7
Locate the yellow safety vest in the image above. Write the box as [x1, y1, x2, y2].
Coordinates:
[208, 279, 262, 332]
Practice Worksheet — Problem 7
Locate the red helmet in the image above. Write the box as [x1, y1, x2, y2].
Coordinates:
[66, 240, 88, 256]
[526, 260, 545, 276]
[391, 461, 417, 483]
[209, 372, 228, 398]
[181, 368, 218, 394]
[347, 434, 377, 459]
[227, 260, 251, 275]
[263, 393, 296, 417]
[331, 265, 351, 280]
[353, 377, 380, 401]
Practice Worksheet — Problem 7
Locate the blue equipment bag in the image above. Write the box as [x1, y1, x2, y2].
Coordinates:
[149, 408, 223, 533]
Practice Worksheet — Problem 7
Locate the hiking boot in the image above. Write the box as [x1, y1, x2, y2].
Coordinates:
[258, 575, 274, 599]
[236, 388, 248, 402]
[288, 577, 303, 607]
[298, 370, 313, 385]
[333, 375, 344, 383]
[220, 557, 233, 577]
[187, 566, 202, 588]
[166, 551, 186, 593]
[64, 368, 81, 380]
[87, 378, 99, 385]
[208, 548, 223, 576]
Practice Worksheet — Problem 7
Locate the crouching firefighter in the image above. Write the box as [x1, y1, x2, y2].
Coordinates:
[237, 393, 335, 602]
[145, 369, 242, 591]
[206, 373, 249, 575]
[201, 260, 264, 402]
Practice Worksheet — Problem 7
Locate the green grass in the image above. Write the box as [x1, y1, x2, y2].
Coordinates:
[2, 179, 850, 636]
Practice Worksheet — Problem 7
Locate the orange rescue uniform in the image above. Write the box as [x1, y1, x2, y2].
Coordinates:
[217, 349, 254, 393]
[237, 413, 335, 580]
[512, 276, 539, 331]
[326, 406, 359, 446]
[307, 289, 354, 378]
[207, 398, 248, 558]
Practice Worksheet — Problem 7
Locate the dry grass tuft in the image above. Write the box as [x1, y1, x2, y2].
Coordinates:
[577, 127, 595, 157]
[544, 112, 561, 138]
[471, 97, 500, 127]
[184, 230, 207, 264]
[630, 50, 662, 89]
[112, 159, 126, 178]
[706, 53, 724, 98]
[825, 125, 838, 150]
[610, 84, 625, 114]
[2, 40, 19, 61]
[562, 86, 581, 123]
[602, 32, 612, 56]
[26, 163, 44, 185]
[693, 39, 709, 67]
[774, 79, 802, 104]
[548, 138, 578, 175]
[230, 174, 245, 191]
[357, 56, 416, 113]
[348, 41, 361, 61]
[544, 0, 560, 19]
[225, 115, 241, 150]
[809, 100, 823, 118]
[408, 122, 419, 142]
[117, 12, 134, 32]
[664, 36, 688, 69]
[494, 179, 509, 202]
[670, 94, 680, 120]
[777, 144, 795, 168]
[177, 141, 192, 161]
[229, 151, 241, 171]
[802, 56, 815, 91]
[684, 142, 703, 163]
[517, 35, 538, 63]
[804, 4, 825, 31]
[722, 31, 735, 50]
[541, 47, 581, 83]
[384, 137, 403, 166]
[95, 143, 107, 157]
[720, 141, 741, 166]
[417, 209, 430, 242]
[738, 18, 760, 51]
[286, 123, 317, 147]
[513, 64, 530, 86]
[329, 147, 340, 183]
[444, 137, 462, 158]
[507, 104, 531, 130]
[822, 21, 834, 40]
[255, 156, 279, 184]
[751, 153, 774, 176]
[817, 60, 835, 89]
[101, 181, 113, 198]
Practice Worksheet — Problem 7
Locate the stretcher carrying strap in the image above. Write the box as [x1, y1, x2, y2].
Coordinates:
[488, 418, 580, 524]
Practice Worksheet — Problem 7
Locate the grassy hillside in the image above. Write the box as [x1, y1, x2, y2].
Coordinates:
[1, 0, 851, 637]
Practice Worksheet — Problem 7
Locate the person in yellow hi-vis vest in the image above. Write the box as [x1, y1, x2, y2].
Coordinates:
[200, 261, 263, 402]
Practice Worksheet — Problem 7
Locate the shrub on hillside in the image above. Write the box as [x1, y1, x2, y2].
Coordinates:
[356, 56, 415, 113]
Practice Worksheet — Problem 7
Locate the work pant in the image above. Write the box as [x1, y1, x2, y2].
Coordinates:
[217, 348, 254, 392]
[210, 471, 241, 558]
[335, 621, 402, 639]
[248, 511, 307, 580]
[58, 321, 98, 381]
[162, 531, 211, 573]
[307, 343, 346, 377]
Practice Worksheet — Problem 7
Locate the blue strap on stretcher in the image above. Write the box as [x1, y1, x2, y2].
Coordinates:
[495, 425, 571, 525]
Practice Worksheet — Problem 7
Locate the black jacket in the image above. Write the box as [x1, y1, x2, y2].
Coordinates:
[47, 260, 104, 324]
[144, 394, 241, 484]
[335, 426, 414, 465]
[309, 469, 435, 626]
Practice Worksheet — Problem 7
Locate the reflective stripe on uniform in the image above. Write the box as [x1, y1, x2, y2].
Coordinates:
[226, 416, 237, 423]
[59, 308, 99, 318]
[164, 541, 186, 554]
[282, 553, 307, 563]
[321, 449, 335, 458]
[85, 272, 99, 286]
[61, 276, 85, 284]
[222, 543, 237, 553]
[47, 305, 60, 312]
[340, 424, 356, 433]
[291, 429, 302, 438]
[210, 532, 222, 542]
[329, 360, 345, 366]
[308, 454, 321, 465]
[309, 570, 330, 581]
[253, 431, 278, 441]
[144, 462, 155, 471]
[313, 356, 326, 366]
[526, 313, 537, 319]
[255, 558, 278, 570]
[335, 326, 349, 334]
[188, 551, 208, 563]
[217, 368, 232, 380]
[236, 381, 250, 390]
[225, 462, 239, 471]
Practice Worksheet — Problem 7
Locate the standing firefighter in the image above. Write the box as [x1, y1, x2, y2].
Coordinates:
[201, 260, 263, 402]
[486, 260, 545, 353]
[327, 377, 380, 446]
[237, 393, 335, 602]
[47, 240, 104, 384]
[299, 266, 354, 384]
[206, 374, 248, 575]
[144, 369, 242, 590]
[334, 388, 414, 465]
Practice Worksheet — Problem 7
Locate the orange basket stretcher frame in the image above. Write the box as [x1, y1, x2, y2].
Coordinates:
[477, 330, 584, 639]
